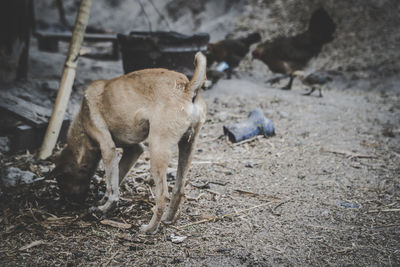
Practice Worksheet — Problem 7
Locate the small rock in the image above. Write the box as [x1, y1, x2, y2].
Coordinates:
[321, 210, 330, 217]
[167, 168, 176, 181]
[245, 162, 254, 168]
[2, 167, 36, 187]
[39, 165, 51, 173]
[170, 234, 187, 244]
[216, 112, 228, 122]
[297, 174, 306, 179]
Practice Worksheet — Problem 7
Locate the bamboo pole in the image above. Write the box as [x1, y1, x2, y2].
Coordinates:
[39, 0, 92, 159]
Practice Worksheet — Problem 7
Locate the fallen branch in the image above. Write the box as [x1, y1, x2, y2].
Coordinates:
[102, 251, 118, 267]
[205, 189, 221, 195]
[176, 201, 277, 230]
[329, 247, 355, 255]
[367, 208, 400, 213]
[270, 199, 291, 216]
[186, 193, 207, 201]
[234, 189, 260, 197]
[233, 189, 282, 202]
[100, 219, 132, 229]
[233, 135, 262, 146]
[190, 160, 216, 165]
[190, 181, 210, 189]
[209, 180, 228, 186]
[19, 240, 47, 251]
[321, 148, 376, 159]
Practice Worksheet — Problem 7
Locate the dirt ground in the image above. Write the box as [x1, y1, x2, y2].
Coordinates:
[1, 46, 400, 266]
[1, 0, 400, 266]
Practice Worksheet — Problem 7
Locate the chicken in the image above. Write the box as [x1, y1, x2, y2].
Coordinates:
[207, 32, 261, 79]
[293, 70, 332, 97]
[252, 8, 336, 90]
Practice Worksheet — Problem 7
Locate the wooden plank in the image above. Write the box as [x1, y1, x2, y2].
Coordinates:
[0, 91, 51, 127]
[35, 30, 117, 42]
[35, 30, 119, 59]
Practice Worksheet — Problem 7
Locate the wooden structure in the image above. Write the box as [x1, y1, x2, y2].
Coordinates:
[0, 91, 69, 152]
[0, 0, 34, 82]
[35, 30, 119, 60]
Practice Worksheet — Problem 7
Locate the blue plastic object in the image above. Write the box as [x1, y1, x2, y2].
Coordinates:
[339, 202, 359, 209]
[216, 61, 229, 72]
[223, 109, 275, 143]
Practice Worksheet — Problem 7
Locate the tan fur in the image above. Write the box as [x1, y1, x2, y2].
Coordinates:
[52, 52, 207, 234]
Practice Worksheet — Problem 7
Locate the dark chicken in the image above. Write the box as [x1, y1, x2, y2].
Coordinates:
[293, 70, 332, 97]
[252, 8, 336, 90]
[207, 32, 261, 78]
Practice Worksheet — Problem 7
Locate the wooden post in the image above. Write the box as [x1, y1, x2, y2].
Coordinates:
[39, 0, 92, 159]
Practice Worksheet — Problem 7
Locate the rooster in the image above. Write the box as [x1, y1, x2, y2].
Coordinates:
[207, 32, 261, 79]
[252, 8, 336, 90]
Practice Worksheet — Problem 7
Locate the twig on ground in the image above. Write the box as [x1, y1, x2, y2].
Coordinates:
[141, 199, 155, 207]
[205, 189, 221, 195]
[176, 201, 278, 230]
[233, 135, 262, 146]
[372, 224, 400, 229]
[270, 199, 292, 216]
[102, 251, 118, 267]
[321, 148, 376, 159]
[100, 219, 132, 229]
[186, 193, 207, 201]
[209, 180, 228, 186]
[190, 181, 210, 189]
[19, 240, 47, 251]
[234, 189, 282, 202]
[329, 247, 355, 255]
[146, 184, 155, 199]
[367, 208, 400, 213]
[234, 189, 260, 197]
[190, 161, 215, 165]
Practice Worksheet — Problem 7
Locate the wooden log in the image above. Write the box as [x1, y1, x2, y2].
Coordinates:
[39, 0, 92, 159]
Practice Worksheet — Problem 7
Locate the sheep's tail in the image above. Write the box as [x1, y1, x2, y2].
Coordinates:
[188, 52, 207, 101]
